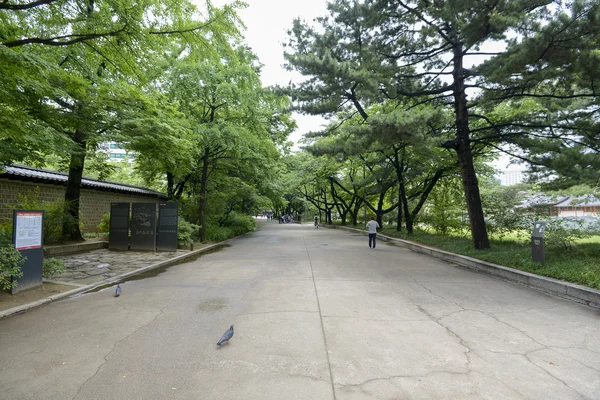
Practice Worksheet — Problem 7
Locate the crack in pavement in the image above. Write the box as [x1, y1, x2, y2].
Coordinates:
[410, 280, 472, 371]
[411, 278, 466, 312]
[303, 232, 337, 400]
[339, 369, 475, 388]
[413, 280, 595, 399]
[522, 350, 589, 400]
[71, 298, 175, 400]
[321, 315, 430, 322]
[444, 309, 550, 350]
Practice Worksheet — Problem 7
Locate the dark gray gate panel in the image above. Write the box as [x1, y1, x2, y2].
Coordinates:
[12, 210, 44, 294]
[109, 203, 130, 251]
[130, 203, 157, 251]
[157, 203, 178, 251]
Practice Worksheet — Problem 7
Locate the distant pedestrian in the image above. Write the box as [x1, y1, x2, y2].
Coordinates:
[366, 216, 380, 249]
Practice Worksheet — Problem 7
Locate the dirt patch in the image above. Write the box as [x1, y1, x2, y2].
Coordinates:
[0, 282, 76, 312]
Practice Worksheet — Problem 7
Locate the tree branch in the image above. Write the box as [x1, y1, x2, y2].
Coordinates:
[2, 28, 126, 47]
[0, 0, 59, 10]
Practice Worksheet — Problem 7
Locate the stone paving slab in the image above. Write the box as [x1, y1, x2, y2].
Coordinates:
[53, 249, 190, 285]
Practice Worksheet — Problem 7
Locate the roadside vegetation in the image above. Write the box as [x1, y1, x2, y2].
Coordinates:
[379, 228, 600, 290]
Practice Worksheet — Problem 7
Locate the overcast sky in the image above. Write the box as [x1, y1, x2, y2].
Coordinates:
[211, 0, 329, 146]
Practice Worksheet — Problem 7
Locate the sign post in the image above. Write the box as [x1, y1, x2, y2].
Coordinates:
[12, 210, 44, 294]
[532, 221, 546, 264]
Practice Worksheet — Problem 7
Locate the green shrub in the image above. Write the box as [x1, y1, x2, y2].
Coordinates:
[221, 212, 256, 231]
[205, 226, 234, 242]
[0, 245, 25, 291]
[98, 212, 110, 234]
[421, 179, 466, 235]
[178, 217, 200, 246]
[43, 257, 66, 279]
[543, 218, 600, 250]
[0, 223, 12, 247]
[206, 213, 256, 241]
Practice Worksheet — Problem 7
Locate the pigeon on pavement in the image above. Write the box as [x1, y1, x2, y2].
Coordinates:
[217, 325, 234, 346]
[115, 284, 122, 297]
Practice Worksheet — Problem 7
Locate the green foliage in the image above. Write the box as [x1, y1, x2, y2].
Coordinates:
[0, 223, 12, 247]
[284, 0, 600, 248]
[222, 212, 256, 233]
[481, 183, 528, 239]
[178, 217, 200, 246]
[205, 212, 255, 242]
[547, 184, 598, 197]
[420, 177, 467, 235]
[98, 213, 111, 234]
[543, 218, 600, 250]
[204, 227, 233, 242]
[178, 198, 200, 229]
[9, 188, 79, 244]
[43, 257, 66, 279]
[1, 0, 246, 240]
[0, 245, 25, 291]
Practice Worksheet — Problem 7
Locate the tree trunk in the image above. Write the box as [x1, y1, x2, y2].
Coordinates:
[396, 183, 402, 232]
[453, 43, 490, 249]
[198, 149, 209, 242]
[376, 191, 384, 227]
[399, 176, 413, 234]
[166, 172, 174, 200]
[62, 130, 86, 242]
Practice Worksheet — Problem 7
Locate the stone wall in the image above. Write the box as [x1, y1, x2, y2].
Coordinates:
[0, 179, 163, 233]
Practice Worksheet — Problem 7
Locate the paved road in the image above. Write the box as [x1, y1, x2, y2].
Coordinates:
[1, 222, 599, 399]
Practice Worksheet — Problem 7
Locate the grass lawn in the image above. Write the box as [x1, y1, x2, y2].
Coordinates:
[374, 227, 600, 290]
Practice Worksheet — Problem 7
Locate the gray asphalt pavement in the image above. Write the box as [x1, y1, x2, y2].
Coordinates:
[0, 221, 599, 399]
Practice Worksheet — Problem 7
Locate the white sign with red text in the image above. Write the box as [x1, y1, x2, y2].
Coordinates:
[15, 211, 43, 250]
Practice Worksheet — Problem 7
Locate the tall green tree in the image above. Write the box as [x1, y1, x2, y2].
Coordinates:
[132, 46, 294, 240]
[475, 1, 600, 188]
[284, 0, 580, 249]
[1, 0, 243, 240]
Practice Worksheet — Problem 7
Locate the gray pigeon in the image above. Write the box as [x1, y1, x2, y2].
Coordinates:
[217, 325, 234, 346]
[115, 284, 121, 297]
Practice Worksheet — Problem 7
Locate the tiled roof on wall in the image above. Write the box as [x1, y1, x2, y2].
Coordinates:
[515, 194, 569, 208]
[555, 195, 600, 207]
[0, 164, 167, 199]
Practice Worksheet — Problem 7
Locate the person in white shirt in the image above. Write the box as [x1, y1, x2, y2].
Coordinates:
[366, 216, 380, 249]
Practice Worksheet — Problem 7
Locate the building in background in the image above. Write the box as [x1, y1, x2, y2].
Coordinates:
[514, 194, 567, 217]
[499, 169, 526, 186]
[554, 195, 600, 217]
[99, 142, 135, 163]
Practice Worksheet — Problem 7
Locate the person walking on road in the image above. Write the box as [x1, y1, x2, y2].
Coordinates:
[366, 216, 380, 249]
[314, 215, 319, 228]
